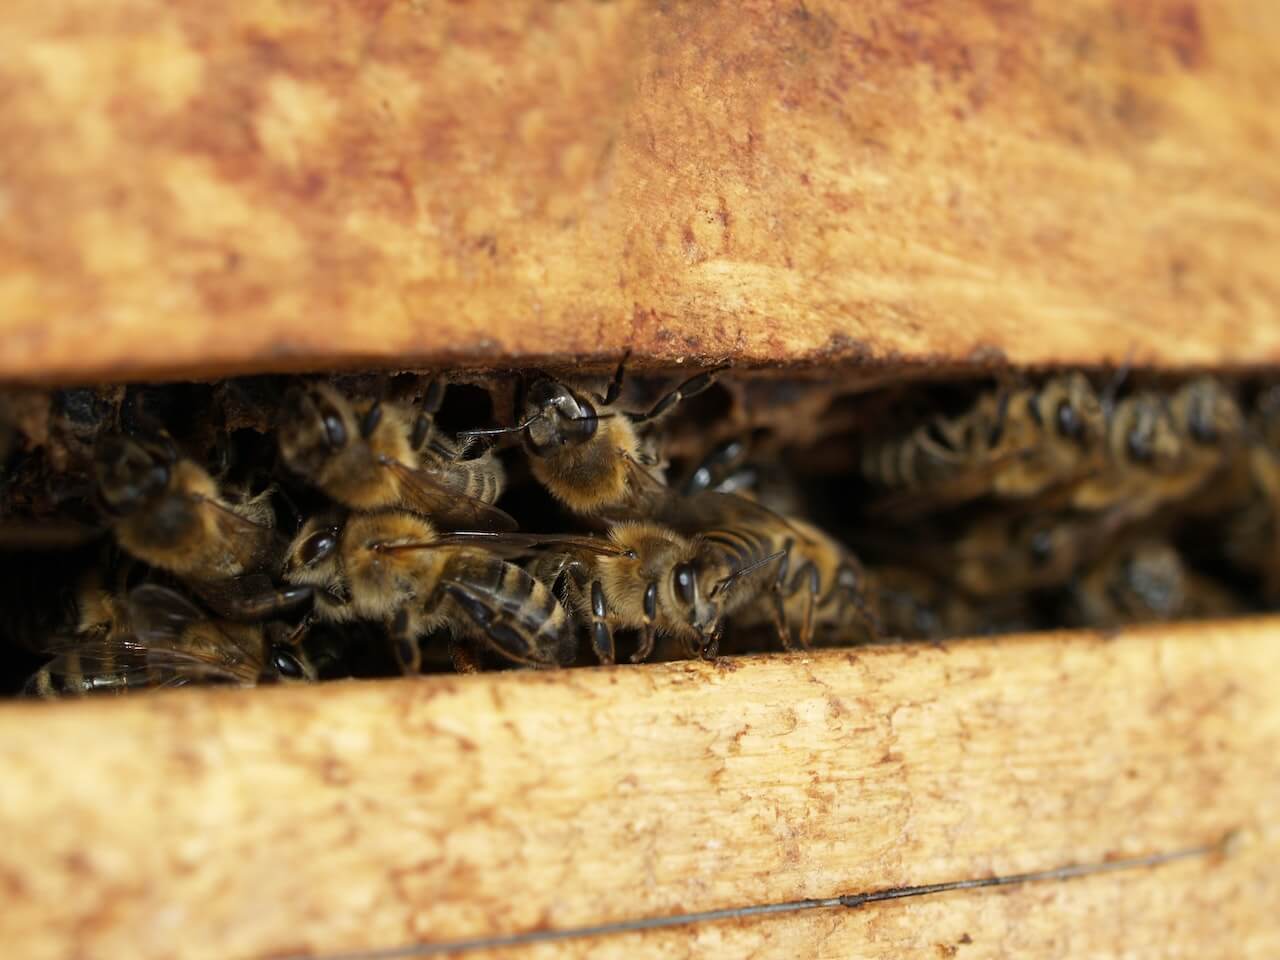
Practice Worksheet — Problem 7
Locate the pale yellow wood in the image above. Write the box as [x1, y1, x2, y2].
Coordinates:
[1, 1, 1279, 382]
[0, 622, 1275, 959]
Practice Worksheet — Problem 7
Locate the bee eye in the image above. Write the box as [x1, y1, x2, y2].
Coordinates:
[321, 407, 347, 448]
[673, 563, 696, 605]
[299, 529, 338, 566]
[359, 403, 383, 439]
[1127, 424, 1154, 462]
[271, 647, 306, 679]
[1029, 530, 1054, 566]
[1055, 399, 1082, 440]
[1188, 400, 1217, 444]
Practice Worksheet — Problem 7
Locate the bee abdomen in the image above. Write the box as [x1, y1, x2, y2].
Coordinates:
[444, 557, 575, 666]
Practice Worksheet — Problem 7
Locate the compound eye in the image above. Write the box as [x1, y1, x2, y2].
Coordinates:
[1188, 399, 1217, 444]
[1029, 529, 1054, 567]
[299, 529, 338, 566]
[271, 647, 306, 680]
[673, 563, 696, 606]
[1055, 399, 1082, 440]
[1127, 425, 1154, 463]
[320, 406, 347, 449]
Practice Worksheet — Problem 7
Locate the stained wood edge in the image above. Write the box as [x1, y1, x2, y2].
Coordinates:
[0, 621, 1276, 958]
[2, 1, 1280, 384]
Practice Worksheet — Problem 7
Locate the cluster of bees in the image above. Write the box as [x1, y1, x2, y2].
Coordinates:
[0, 363, 1276, 698]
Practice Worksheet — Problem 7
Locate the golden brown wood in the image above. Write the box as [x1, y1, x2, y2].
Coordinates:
[0, 623, 1276, 959]
[1, 1, 1279, 383]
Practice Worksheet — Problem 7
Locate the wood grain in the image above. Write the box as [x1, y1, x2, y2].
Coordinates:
[1, 1, 1279, 383]
[0, 622, 1276, 959]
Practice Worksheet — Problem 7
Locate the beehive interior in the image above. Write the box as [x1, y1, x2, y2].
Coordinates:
[0, 363, 1274, 695]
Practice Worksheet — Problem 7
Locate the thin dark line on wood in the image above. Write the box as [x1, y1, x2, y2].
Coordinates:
[298, 833, 1230, 959]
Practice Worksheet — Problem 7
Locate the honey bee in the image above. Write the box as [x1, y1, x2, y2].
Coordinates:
[862, 373, 1106, 514]
[526, 521, 713, 664]
[278, 382, 514, 531]
[462, 357, 725, 518]
[24, 584, 314, 698]
[1061, 539, 1245, 628]
[1069, 378, 1244, 517]
[93, 434, 313, 621]
[688, 502, 879, 654]
[281, 509, 578, 673]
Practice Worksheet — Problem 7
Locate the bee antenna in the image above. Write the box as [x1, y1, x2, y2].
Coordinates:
[709, 550, 787, 599]
[457, 414, 545, 439]
[1101, 346, 1137, 413]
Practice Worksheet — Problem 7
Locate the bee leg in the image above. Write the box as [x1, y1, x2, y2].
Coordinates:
[630, 581, 660, 663]
[410, 379, 447, 451]
[795, 562, 820, 650]
[632, 624, 658, 663]
[628, 364, 729, 424]
[389, 607, 423, 676]
[590, 580, 616, 665]
[448, 638, 483, 674]
[768, 539, 796, 651]
[595, 350, 630, 406]
[199, 577, 315, 622]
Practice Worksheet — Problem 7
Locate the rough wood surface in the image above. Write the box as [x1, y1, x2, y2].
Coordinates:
[0, 623, 1276, 959]
[1, 1, 1279, 383]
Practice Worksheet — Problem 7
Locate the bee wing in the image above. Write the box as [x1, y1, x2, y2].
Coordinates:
[127, 585, 262, 684]
[377, 457, 517, 532]
[24, 637, 191, 692]
[195, 495, 287, 571]
[657, 490, 801, 537]
[425, 531, 636, 558]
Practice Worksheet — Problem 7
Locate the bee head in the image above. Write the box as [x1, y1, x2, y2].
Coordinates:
[522, 378, 599, 455]
[1117, 395, 1181, 470]
[93, 434, 171, 516]
[283, 517, 349, 607]
[279, 384, 354, 479]
[1178, 378, 1242, 448]
[1055, 373, 1105, 447]
[259, 624, 318, 684]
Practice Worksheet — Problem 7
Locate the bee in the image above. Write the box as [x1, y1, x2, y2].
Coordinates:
[281, 509, 578, 673]
[278, 381, 514, 531]
[93, 434, 312, 621]
[688, 502, 879, 654]
[862, 373, 1106, 514]
[1070, 378, 1244, 517]
[24, 584, 314, 698]
[461, 357, 725, 518]
[1062, 539, 1245, 628]
[526, 521, 714, 664]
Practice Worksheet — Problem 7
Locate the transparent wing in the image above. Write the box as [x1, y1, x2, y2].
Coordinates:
[127, 585, 262, 684]
[24, 639, 191, 693]
[377, 456, 517, 531]
[423, 531, 636, 559]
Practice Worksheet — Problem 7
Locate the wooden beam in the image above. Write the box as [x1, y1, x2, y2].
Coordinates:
[1, 622, 1276, 958]
[1, 1, 1279, 383]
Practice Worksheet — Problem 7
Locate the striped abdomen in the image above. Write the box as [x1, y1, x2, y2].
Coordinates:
[440, 552, 576, 666]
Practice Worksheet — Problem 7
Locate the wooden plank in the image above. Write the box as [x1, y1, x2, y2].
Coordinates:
[1, 1, 1279, 383]
[0, 622, 1276, 959]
